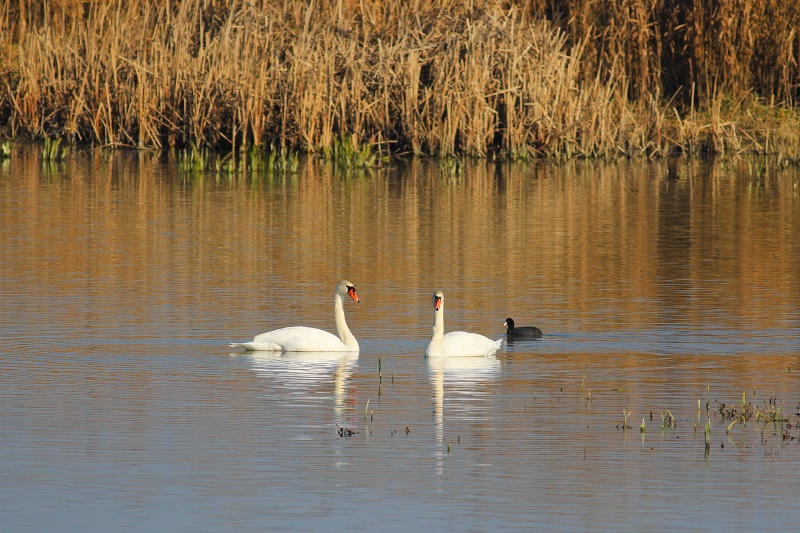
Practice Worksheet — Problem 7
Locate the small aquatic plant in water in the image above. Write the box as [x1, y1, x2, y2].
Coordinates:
[661, 406, 676, 430]
[177, 143, 210, 174]
[42, 136, 69, 163]
[337, 425, 358, 437]
[324, 134, 378, 170]
[753, 394, 785, 425]
[711, 391, 800, 448]
[580, 361, 592, 402]
[438, 155, 464, 179]
[617, 410, 633, 430]
[718, 392, 753, 432]
[178, 143, 300, 178]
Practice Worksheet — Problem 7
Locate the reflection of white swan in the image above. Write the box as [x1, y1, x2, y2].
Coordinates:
[243, 351, 358, 425]
[428, 355, 500, 475]
[229, 280, 360, 352]
[425, 291, 503, 357]
[246, 351, 359, 383]
[427, 355, 502, 382]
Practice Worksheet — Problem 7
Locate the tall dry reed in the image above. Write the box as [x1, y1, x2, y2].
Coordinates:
[1, 0, 798, 158]
[523, 0, 800, 106]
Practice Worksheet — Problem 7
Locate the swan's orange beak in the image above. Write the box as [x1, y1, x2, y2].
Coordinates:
[434, 296, 441, 311]
[348, 286, 360, 303]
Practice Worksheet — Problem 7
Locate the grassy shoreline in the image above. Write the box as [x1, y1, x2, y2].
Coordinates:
[1, 0, 799, 161]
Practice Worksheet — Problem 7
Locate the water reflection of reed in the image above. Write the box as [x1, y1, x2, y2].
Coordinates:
[3, 147, 799, 388]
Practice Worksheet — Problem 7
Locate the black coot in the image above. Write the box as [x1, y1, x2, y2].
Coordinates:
[504, 318, 542, 337]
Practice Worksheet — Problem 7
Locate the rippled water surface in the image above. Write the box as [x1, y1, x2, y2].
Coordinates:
[1, 150, 799, 531]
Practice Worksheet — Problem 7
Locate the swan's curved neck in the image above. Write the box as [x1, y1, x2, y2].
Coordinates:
[334, 292, 359, 350]
[427, 306, 445, 356]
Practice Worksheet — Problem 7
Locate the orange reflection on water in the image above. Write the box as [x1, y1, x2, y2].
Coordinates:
[1, 149, 798, 359]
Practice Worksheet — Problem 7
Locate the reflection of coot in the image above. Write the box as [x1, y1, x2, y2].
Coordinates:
[504, 318, 542, 338]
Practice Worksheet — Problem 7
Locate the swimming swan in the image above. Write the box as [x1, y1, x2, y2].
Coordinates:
[229, 280, 360, 352]
[425, 291, 502, 357]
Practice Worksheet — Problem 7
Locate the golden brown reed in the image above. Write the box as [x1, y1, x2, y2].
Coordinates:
[1, 0, 799, 159]
[524, 0, 800, 105]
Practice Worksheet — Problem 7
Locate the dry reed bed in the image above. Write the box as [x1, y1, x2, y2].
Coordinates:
[1, 0, 799, 159]
[526, 0, 800, 104]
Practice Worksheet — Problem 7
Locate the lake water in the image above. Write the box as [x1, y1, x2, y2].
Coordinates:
[1, 148, 799, 531]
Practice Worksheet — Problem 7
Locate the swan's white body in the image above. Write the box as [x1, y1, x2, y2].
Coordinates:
[229, 280, 360, 352]
[425, 291, 503, 357]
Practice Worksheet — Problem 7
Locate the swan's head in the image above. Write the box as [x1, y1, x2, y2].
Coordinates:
[337, 280, 360, 303]
[504, 318, 514, 328]
[433, 291, 444, 311]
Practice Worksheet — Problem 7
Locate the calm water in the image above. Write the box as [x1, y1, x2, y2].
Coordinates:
[1, 149, 799, 531]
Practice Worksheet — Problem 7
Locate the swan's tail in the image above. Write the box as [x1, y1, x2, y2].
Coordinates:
[228, 342, 282, 352]
[493, 338, 504, 349]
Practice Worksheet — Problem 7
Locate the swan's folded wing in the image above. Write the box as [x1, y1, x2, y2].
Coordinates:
[441, 331, 502, 357]
[249, 326, 351, 352]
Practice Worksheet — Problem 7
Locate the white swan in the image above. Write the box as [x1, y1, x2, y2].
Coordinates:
[229, 280, 360, 352]
[425, 290, 503, 357]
